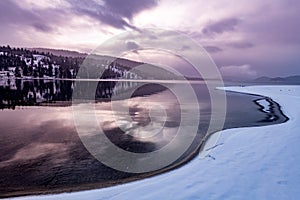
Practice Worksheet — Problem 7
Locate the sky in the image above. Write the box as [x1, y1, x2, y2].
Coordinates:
[0, 0, 300, 78]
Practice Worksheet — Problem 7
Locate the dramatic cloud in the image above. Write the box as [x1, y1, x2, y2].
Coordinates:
[104, 0, 158, 20]
[67, 0, 158, 29]
[0, 0, 51, 31]
[1, 0, 300, 77]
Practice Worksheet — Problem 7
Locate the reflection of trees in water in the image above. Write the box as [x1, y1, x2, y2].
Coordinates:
[0, 79, 74, 109]
[0, 79, 139, 109]
[96, 81, 116, 99]
[95, 81, 139, 99]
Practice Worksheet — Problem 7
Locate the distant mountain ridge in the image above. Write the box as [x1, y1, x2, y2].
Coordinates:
[29, 48, 88, 58]
[253, 75, 300, 83]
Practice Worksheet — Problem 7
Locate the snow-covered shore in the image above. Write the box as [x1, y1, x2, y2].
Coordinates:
[8, 85, 300, 200]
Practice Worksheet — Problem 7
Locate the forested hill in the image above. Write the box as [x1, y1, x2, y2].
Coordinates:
[0, 45, 180, 80]
[0, 46, 142, 79]
[0, 45, 85, 78]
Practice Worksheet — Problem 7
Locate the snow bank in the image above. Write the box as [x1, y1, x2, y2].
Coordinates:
[8, 85, 300, 200]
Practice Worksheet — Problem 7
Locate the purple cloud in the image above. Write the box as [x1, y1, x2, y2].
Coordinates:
[228, 42, 254, 49]
[202, 18, 240, 36]
[0, 0, 66, 34]
[31, 23, 53, 32]
[0, 0, 299, 78]
[0, 0, 40, 28]
[67, 0, 158, 30]
[126, 41, 140, 50]
[104, 0, 157, 20]
[204, 46, 223, 53]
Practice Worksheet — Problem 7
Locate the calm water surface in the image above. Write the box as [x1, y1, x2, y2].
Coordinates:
[0, 79, 287, 197]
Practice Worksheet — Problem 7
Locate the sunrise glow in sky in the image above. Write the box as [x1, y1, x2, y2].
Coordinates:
[1, 0, 300, 77]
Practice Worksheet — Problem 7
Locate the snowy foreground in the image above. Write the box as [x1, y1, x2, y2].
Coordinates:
[8, 86, 300, 200]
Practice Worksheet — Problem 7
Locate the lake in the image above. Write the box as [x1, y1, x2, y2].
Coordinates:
[0, 79, 288, 197]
